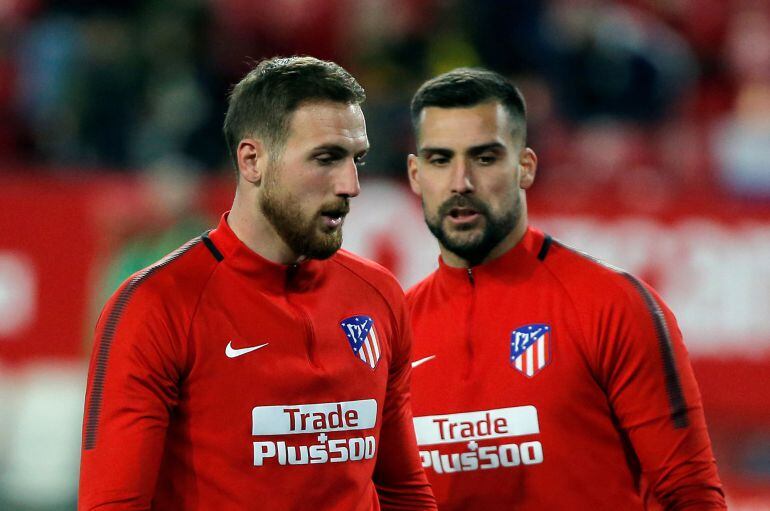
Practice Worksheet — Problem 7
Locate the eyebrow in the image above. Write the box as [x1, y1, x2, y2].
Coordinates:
[419, 142, 506, 158]
[312, 144, 369, 157]
[467, 142, 506, 157]
[418, 147, 453, 158]
[312, 144, 348, 155]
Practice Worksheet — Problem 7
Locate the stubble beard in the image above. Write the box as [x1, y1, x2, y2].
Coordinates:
[424, 193, 520, 266]
[259, 163, 348, 260]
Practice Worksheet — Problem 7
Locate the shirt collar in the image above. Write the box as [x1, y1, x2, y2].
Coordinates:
[207, 212, 324, 292]
[436, 225, 545, 285]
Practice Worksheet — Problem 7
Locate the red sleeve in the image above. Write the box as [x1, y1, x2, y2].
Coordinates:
[596, 275, 726, 510]
[373, 291, 437, 510]
[79, 279, 186, 510]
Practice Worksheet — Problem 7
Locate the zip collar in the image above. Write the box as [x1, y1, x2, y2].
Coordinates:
[436, 226, 545, 287]
[207, 212, 324, 293]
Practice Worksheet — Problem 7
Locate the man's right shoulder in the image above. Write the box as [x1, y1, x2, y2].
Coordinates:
[103, 233, 222, 317]
[404, 270, 440, 311]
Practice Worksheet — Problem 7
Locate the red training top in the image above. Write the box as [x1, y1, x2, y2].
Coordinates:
[407, 226, 725, 510]
[79, 214, 436, 511]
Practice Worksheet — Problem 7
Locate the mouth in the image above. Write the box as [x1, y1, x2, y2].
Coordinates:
[320, 207, 349, 228]
[447, 206, 481, 224]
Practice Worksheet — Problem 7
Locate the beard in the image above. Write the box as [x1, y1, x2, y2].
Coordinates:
[259, 164, 349, 260]
[424, 194, 519, 266]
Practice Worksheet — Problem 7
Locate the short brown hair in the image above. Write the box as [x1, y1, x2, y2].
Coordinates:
[223, 56, 366, 169]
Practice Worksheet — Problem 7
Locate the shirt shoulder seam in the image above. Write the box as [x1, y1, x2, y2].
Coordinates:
[181, 245, 223, 375]
[331, 257, 401, 340]
[536, 241, 627, 378]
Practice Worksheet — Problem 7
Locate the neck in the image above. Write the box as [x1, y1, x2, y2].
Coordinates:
[439, 202, 529, 269]
[228, 188, 301, 265]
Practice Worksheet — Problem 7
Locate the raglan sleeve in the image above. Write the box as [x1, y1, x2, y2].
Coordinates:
[373, 288, 437, 510]
[595, 275, 726, 510]
[78, 279, 185, 510]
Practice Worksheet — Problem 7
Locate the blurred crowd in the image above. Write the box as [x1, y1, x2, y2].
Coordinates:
[1, 0, 770, 205]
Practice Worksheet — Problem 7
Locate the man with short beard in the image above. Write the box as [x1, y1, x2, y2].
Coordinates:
[405, 68, 725, 510]
[79, 57, 436, 511]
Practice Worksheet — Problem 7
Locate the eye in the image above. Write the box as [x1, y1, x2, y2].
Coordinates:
[314, 154, 339, 166]
[477, 153, 497, 165]
[427, 155, 450, 166]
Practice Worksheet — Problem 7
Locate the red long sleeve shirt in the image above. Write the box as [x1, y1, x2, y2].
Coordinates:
[79, 214, 436, 511]
[406, 226, 725, 510]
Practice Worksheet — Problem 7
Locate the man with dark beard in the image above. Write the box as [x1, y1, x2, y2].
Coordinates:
[79, 57, 436, 511]
[405, 68, 725, 510]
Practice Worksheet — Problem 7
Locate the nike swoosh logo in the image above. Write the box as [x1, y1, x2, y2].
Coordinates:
[225, 341, 269, 358]
[411, 355, 436, 369]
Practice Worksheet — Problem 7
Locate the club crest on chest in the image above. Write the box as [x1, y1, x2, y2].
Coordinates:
[510, 323, 552, 377]
[340, 315, 380, 370]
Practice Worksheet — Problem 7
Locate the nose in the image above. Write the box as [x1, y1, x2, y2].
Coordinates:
[450, 159, 474, 194]
[334, 159, 361, 198]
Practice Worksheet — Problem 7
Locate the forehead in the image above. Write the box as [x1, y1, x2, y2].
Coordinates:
[417, 102, 515, 149]
[285, 100, 368, 151]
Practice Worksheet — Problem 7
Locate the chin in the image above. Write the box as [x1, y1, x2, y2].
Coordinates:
[305, 234, 343, 260]
[446, 225, 484, 241]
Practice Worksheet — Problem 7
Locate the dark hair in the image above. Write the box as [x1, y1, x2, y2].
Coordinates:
[223, 56, 366, 169]
[410, 67, 527, 143]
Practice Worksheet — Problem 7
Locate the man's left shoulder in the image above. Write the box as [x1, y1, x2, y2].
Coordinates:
[543, 238, 661, 309]
[331, 249, 405, 302]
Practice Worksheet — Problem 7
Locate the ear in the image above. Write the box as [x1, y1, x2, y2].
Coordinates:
[237, 138, 266, 184]
[407, 153, 422, 195]
[518, 147, 537, 190]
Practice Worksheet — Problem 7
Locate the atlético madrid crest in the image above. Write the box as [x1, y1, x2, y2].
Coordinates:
[510, 323, 552, 377]
[340, 315, 380, 370]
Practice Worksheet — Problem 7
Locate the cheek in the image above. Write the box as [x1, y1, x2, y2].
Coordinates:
[419, 182, 444, 209]
[280, 166, 324, 196]
[419, 169, 450, 195]
[480, 175, 519, 209]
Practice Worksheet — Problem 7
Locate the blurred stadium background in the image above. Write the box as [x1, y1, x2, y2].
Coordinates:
[1, 0, 769, 509]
